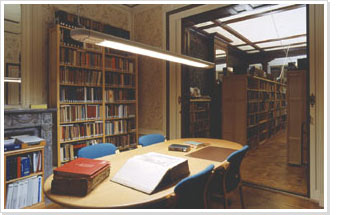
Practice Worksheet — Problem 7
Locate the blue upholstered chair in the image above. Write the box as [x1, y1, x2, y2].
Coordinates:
[174, 164, 214, 209]
[78, 143, 118, 159]
[220, 145, 249, 208]
[138, 134, 165, 147]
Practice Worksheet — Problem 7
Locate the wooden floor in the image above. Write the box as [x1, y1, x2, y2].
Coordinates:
[241, 129, 308, 196]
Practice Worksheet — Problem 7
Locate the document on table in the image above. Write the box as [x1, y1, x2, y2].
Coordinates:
[111, 152, 189, 194]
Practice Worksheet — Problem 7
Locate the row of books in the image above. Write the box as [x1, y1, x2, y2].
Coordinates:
[60, 122, 103, 142]
[60, 67, 102, 85]
[105, 89, 135, 102]
[60, 47, 102, 68]
[105, 120, 136, 135]
[60, 139, 102, 163]
[106, 134, 136, 149]
[59, 27, 83, 48]
[60, 104, 102, 122]
[106, 104, 135, 118]
[60, 86, 102, 103]
[105, 72, 135, 87]
[6, 175, 43, 209]
[247, 91, 275, 100]
[105, 56, 134, 72]
[55, 10, 130, 39]
[247, 102, 275, 113]
[6, 151, 42, 181]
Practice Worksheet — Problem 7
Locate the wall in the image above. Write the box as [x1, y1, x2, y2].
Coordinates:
[133, 5, 166, 135]
[20, 4, 132, 107]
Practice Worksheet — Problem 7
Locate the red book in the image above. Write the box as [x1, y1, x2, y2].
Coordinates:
[17, 156, 21, 178]
[54, 158, 110, 178]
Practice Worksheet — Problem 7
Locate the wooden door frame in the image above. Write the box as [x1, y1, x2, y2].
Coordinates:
[167, 4, 325, 206]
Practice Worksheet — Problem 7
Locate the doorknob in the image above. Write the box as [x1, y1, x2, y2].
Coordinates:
[309, 93, 316, 107]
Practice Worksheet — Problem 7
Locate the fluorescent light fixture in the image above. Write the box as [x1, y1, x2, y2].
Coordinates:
[71, 28, 214, 68]
[4, 77, 21, 83]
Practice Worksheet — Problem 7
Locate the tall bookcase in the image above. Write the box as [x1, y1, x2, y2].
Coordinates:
[189, 98, 211, 137]
[49, 24, 138, 166]
[222, 75, 287, 147]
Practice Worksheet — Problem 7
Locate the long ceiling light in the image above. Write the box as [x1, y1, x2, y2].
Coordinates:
[71, 28, 214, 68]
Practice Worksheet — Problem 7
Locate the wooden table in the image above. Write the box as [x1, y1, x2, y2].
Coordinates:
[44, 138, 242, 208]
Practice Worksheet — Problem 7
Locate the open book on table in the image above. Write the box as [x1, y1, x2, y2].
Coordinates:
[111, 152, 190, 194]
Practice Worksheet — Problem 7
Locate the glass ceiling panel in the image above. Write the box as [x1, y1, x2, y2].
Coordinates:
[218, 4, 290, 23]
[247, 50, 260, 54]
[204, 26, 245, 45]
[257, 36, 306, 48]
[216, 49, 226, 54]
[194, 21, 214, 28]
[227, 6, 306, 43]
[264, 44, 306, 51]
[238, 45, 255, 51]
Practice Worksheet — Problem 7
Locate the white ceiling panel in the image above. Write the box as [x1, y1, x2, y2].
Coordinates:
[257, 36, 306, 48]
[247, 50, 260, 54]
[238, 45, 255, 51]
[194, 21, 214, 28]
[216, 49, 226, 54]
[204, 26, 245, 45]
[218, 4, 290, 23]
[264, 44, 306, 51]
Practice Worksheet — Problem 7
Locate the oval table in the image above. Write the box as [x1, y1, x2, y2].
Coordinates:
[44, 138, 242, 208]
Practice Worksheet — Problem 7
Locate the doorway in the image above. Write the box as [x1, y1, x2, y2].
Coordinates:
[179, 4, 310, 197]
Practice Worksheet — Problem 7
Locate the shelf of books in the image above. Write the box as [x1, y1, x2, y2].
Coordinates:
[49, 21, 138, 166]
[4, 146, 45, 209]
[189, 98, 211, 138]
[222, 75, 287, 148]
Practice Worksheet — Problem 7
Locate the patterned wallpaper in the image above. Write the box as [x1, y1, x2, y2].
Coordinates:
[134, 5, 165, 133]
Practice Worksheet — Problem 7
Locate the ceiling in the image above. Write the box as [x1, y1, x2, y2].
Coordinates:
[191, 4, 307, 56]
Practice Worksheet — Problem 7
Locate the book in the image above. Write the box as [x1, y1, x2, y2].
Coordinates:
[21, 157, 31, 177]
[14, 135, 45, 148]
[4, 139, 22, 152]
[53, 157, 110, 178]
[30, 104, 48, 109]
[168, 144, 191, 152]
[51, 165, 110, 196]
[183, 141, 207, 149]
[111, 152, 190, 194]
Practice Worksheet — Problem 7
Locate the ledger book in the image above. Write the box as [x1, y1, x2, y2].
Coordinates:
[111, 152, 189, 194]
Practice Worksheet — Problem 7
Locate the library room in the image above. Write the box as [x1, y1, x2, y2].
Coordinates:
[2, 3, 324, 210]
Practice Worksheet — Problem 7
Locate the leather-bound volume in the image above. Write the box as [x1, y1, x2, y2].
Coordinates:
[53, 157, 110, 178]
[51, 165, 110, 196]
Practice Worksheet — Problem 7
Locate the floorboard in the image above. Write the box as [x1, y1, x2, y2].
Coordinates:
[241, 129, 308, 196]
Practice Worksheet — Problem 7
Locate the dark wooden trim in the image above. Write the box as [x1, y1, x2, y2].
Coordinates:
[213, 20, 263, 51]
[262, 42, 306, 50]
[236, 34, 307, 46]
[198, 4, 305, 30]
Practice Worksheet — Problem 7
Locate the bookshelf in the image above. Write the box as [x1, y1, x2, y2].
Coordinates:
[189, 98, 211, 137]
[49, 23, 138, 166]
[4, 145, 45, 209]
[222, 75, 287, 147]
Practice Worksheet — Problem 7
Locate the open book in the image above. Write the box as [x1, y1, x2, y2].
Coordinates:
[111, 152, 189, 194]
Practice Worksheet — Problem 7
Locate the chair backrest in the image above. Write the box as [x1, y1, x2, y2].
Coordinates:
[138, 134, 165, 147]
[224, 145, 249, 192]
[78, 143, 117, 159]
[174, 164, 214, 209]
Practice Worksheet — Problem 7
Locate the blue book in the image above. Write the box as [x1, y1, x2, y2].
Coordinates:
[21, 157, 31, 177]
[38, 176, 42, 202]
[4, 139, 22, 152]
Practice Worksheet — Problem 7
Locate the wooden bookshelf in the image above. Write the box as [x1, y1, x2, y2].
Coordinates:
[4, 145, 45, 209]
[189, 98, 211, 137]
[222, 75, 287, 147]
[49, 24, 138, 166]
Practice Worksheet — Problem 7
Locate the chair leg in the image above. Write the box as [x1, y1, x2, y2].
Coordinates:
[239, 185, 245, 209]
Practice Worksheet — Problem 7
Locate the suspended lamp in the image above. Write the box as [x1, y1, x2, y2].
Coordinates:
[71, 28, 214, 68]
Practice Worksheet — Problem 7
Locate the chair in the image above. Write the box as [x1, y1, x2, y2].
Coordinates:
[78, 143, 118, 159]
[173, 164, 214, 209]
[138, 134, 165, 147]
[217, 145, 249, 209]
